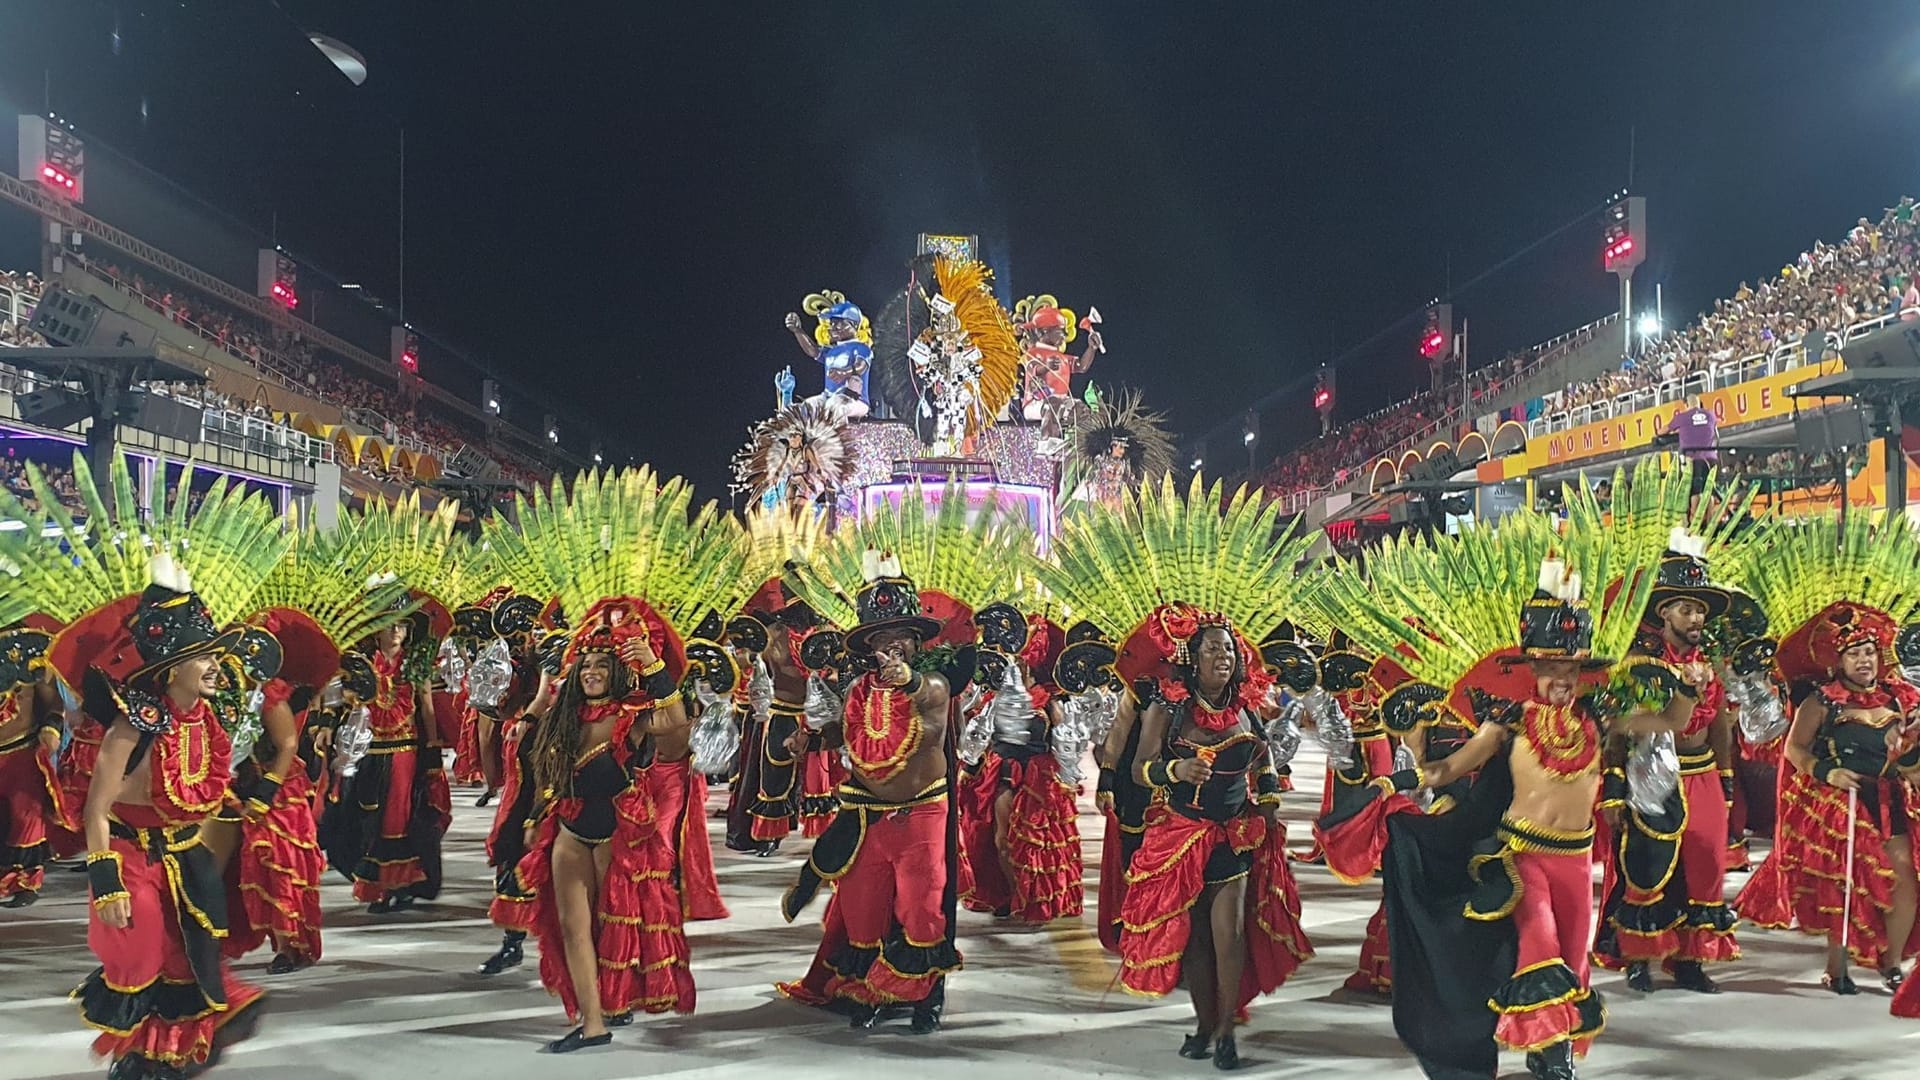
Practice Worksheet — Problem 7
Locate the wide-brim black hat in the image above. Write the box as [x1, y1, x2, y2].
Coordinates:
[845, 570, 944, 655]
[846, 614, 945, 656]
[125, 583, 246, 692]
[1646, 552, 1731, 620]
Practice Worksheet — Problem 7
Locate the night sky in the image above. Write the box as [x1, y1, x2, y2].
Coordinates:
[6, 2, 1920, 494]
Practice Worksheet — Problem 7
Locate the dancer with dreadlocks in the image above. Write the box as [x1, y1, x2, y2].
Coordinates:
[513, 599, 695, 1049]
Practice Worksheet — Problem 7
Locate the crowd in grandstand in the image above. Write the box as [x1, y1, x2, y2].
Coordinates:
[1264, 197, 1920, 502]
[0, 452, 85, 513]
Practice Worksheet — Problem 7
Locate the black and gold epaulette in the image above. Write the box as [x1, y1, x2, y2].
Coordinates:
[1728, 636, 1776, 677]
[1056, 639, 1118, 695]
[726, 615, 770, 655]
[119, 683, 172, 735]
[684, 639, 739, 695]
[1318, 650, 1372, 694]
[234, 627, 284, 684]
[0, 628, 51, 695]
[339, 653, 379, 702]
[798, 628, 848, 673]
[1262, 640, 1319, 695]
[1381, 681, 1445, 735]
[1898, 624, 1920, 671]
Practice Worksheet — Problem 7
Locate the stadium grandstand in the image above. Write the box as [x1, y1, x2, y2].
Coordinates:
[1265, 195, 1920, 548]
[0, 110, 573, 525]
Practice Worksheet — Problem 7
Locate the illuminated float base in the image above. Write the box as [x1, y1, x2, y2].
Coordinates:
[844, 419, 1058, 551]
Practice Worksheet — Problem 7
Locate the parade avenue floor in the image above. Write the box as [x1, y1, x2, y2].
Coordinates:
[2, 750, 1916, 1080]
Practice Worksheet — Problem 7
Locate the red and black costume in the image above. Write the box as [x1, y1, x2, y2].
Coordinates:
[957, 608, 1083, 923]
[777, 677, 961, 1010]
[1118, 698, 1312, 1004]
[1735, 601, 1920, 1010]
[1593, 552, 1740, 980]
[70, 577, 265, 1076]
[778, 565, 963, 1030]
[1307, 648, 1404, 995]
[221, 677, 326, 967]
[0, 627, 62, 905]
[512, 599, 696, 1025]
[319, 602, 452, 910]
[210, 604, 342, 971]
[641, 636, 736, 922]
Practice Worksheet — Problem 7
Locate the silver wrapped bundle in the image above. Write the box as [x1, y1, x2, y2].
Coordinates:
[803, 673, 843, 732]
[435, 636, 469, 691]
[1727, 671, 1789, 746]
[958, 697, 993, 767]
[1079, 686, 1120, 749]
[1391, 741, 1434, 811]
[1627, 730, 1680, 817]
[333, 705, 374, 778]
[1267, 696, 1305, 769]
[1300, 686, 1354, 769]
[689, 691, 739, 776]
[467, 637, 514, 710]
[748, 659, 774, 724]
[228, 686, 267, 762]
[1051, 708, 1091, 786]
[986, 662, 1035, 746]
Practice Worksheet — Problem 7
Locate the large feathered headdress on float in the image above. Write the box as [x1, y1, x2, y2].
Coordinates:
[871, 255, 1022, 446]
[729, 396, 853, 508]
[1060, 387, 1176, 505]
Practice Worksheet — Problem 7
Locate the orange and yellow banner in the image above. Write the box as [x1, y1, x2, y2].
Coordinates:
[1521, 360, 1844, 472]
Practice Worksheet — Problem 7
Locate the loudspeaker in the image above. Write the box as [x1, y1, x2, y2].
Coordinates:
[1795, 407, 1870, 454]
[125, 391, 203, 443]
[17, 387, 90, 430]
[1838, 322, 1920, 373]
[24, 286, 156, 351]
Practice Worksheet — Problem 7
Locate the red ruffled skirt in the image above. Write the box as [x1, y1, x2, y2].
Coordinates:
[225, 770, 325, 962]
[451, 693, 485, 786]
[0, 735, 64, 896]
[50, 717, 104, 858]
[958, 749, 1084, 922]
[799, 746, 845, 838]
[516, 784, 695, 1019]
[1118, 806, 1313, 1008]
[645, 758, 728, 921]
[1736, 765, 1920, 973]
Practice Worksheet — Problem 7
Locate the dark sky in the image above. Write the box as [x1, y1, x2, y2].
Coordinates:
[6, 2, 1920, 493]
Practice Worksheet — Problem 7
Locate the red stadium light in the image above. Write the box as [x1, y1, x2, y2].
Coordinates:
[269, 280, 299, 309]
[1313, 387, 1331, 409]
[400, 348, 419, 374]
[39, 163, 78, 196]
[1419, 330, 1446, 359]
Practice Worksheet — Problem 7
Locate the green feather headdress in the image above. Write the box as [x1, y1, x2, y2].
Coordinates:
[1033, 474, 1317, 640]
[0, 451, 289, 625]
[482, 467, 744, 632]
[783, 482, 1035, 628]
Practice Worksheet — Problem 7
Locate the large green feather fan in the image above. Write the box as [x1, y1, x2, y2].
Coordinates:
[482, 468, 745, 632]
[250, 507, 412, 646]
[784, 482, 1036, 628]
[1033, 473, 1317, 640]
[0, 450, 288, 624]
[1717, 511, 1920, 636]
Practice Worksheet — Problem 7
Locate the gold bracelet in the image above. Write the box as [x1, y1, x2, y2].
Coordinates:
[85, 850, 121, 866]
[638, 659, 666, 677]
[245, 798, 272, 816]
[91, 891, 130, 909]
[1371, 776, 1397, 797]
[261, 771, 284, 784]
